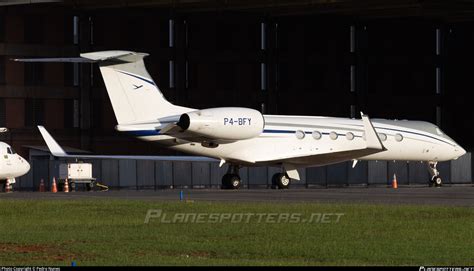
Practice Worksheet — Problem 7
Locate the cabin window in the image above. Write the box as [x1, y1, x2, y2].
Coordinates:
[346, 132, 354, 140]
[312, 131, 322, 140]
[395, 133, 404, 142]
[378, 133, 387, 141]
[329, 132, 338, 140]
[295, 130, 305, 139]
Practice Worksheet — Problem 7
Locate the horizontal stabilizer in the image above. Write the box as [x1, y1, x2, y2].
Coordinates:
[12, 57, 94, 63]
[13, 51, 147, 63]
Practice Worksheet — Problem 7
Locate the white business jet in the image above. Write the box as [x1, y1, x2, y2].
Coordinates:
[17, 51, 466, 189]
[0, 128, 31, 191]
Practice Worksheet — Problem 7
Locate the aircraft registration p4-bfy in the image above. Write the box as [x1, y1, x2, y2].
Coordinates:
[16, 51, 466, 189]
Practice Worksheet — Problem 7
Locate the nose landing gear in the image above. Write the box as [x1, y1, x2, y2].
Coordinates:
[427, 162, 442, 187]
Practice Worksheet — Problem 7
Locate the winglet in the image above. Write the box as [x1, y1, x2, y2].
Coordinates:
[37, 126, 68, 157]
[360, 112, 385, 151]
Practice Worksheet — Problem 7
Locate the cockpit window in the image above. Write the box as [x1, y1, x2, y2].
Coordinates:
[436, 128, 444, 135]
[7, 147, 15, 154]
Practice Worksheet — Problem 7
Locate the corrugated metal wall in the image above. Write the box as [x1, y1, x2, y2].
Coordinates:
[16, 153, 472, 191]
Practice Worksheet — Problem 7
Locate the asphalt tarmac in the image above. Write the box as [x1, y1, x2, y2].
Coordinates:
[1, 186, 473, 206]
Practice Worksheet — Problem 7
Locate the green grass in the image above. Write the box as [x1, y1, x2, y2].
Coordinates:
[0, 199, 472, 266]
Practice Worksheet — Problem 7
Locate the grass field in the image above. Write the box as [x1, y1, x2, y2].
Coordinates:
[0, 199, 472, 266]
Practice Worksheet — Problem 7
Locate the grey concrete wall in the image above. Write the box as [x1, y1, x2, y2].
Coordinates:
[102, 160, 119, 188]
[156, 161, 173, 187]
[348, 161, 368, 185]
[119, 160, 137, 188]
[137, 160, 155, 188]
[14, 154, 474, 191]
[368, 161, 388, 185]
[327, 162, 348, 186]
[306, 166, 326, 187]
[451, 153, 471, 184]
[191, 162, 210, 188]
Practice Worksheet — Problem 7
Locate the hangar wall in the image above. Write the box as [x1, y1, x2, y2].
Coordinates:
[16, 153, 472, 190]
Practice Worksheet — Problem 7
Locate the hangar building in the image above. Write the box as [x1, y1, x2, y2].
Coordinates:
[0, 0, 472, 189]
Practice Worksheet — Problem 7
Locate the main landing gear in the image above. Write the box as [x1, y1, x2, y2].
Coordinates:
[221, 165, 292, 190]
[221, 165, 242, 190]
[272, 173, 291, 189]
[427, 161, 442, 187]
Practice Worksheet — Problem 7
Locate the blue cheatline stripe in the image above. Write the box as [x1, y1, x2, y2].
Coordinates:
[263, 129, 295, 134]
[117, 71, 156, 86]
[124, 130, 161, 137]
[263, 128, 450, 145]
[337, 124, 454, 146]
[375, 127, 453, 146]
[264, 130, 357, 138]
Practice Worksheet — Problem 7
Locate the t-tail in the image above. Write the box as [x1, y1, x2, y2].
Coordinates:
[14, 51, 192, 125]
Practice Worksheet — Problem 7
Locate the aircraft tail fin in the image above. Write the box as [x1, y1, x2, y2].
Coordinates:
[37, 125, 67, 157]
[82, 51, 191, 124]
[15, 51, 192, 125]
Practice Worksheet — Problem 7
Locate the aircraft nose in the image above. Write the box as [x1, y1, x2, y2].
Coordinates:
[22, 159, 31, 175]
[453, 145, 466, 159]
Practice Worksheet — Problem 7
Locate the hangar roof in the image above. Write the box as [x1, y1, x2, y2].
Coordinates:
[64, 0, 474, 21]
[2, 0, 474, 21]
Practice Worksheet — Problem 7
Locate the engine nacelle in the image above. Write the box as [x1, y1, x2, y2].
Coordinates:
[177, 107, 264, 141]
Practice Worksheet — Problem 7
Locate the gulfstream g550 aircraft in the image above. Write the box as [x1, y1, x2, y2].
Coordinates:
[16, 51, 466, 189]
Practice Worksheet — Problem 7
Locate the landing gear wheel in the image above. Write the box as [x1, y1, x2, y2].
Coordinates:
[430, 175, 442, 187]
[272, 173, 291, 189]
[222, 174, 241, 190]
[87, 182, 94, 191]
[229, 175, 241, 190]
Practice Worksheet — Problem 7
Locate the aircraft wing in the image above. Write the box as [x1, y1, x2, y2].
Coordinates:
[262, 113, 387, 166]
[37, 126, 217, 162]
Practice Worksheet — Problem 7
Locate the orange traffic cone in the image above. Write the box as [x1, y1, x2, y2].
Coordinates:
[51, 177, 58, 193]
[39, 179, 45, 192]
[64, 178, 69, 193]
[392, 174, 398, 189]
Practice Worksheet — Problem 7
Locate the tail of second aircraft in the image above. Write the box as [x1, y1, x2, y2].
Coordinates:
[14, 50, 192, 125]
